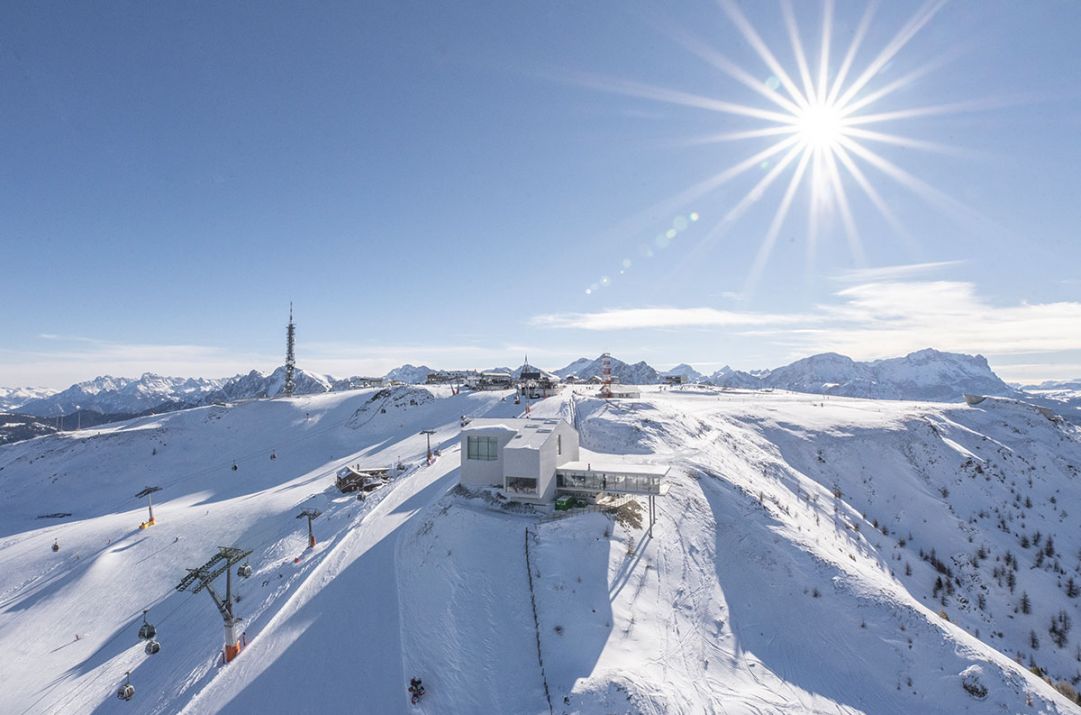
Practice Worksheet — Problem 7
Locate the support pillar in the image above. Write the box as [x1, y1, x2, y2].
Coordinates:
[224, 619, 243, 662]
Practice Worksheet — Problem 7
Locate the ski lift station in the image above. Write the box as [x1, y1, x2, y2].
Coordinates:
[459, 418, 670, 508]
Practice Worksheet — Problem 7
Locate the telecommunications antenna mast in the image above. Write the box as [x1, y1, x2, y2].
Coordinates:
[284, 303, 296, 397]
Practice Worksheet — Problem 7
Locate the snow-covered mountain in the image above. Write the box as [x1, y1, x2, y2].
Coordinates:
[14, 368, 348, 419]
[384, 364, 433, 384]
[661, 363, 703, 381]
[511, 363, 555, 380]
[865, 349, 1014, 401]
[706, 365, 763, 388]
[204, 366, 333, 402]
[0, 386, 56, 411]
[2, 386, 1078, 713]
[704, 349, 1016, 403]
[16, 374, 225, 417]
[553, 357, 593, 379]
[1023, 379, 1081, 407]
[554, 354, 662, 384]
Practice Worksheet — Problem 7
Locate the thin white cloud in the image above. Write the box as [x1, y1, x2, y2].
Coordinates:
[0, 338, 278, 389]
[529, 280, 1081, 367]
[530, 306, 811, 331]
[992, 362, 1081, 385]
[832, 260, 964, 283]
[790, 280, 1081, 358]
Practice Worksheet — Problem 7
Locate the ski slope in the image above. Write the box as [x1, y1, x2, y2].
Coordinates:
[1, 385, 1079, 713]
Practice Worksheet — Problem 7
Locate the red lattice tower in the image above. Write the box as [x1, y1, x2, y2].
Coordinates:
[600, 353, 613, 398]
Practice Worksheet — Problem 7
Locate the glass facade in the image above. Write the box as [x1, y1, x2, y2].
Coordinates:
[466, 435, 498, 460]
[556, 470, 662, 495]
[505, 476, 538, 494]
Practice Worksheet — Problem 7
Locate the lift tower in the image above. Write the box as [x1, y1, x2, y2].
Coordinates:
[296, 508, 321, 549]
[421, 429, 436, 464]
[135, 486, 162, 529]
[284, 303, 296, 398]
[176, 546, 253, 663]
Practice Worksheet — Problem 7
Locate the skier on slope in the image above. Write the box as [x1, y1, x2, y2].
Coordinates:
[408, 677, 425, 704]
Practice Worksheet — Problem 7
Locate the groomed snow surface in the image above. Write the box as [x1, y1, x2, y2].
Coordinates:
[1, 385, 1079, 714]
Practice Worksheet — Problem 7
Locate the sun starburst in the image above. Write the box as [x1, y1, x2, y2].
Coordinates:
[568, 0, 984, 294]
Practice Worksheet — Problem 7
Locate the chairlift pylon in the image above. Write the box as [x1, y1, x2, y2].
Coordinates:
[138, 609, 156, 641]
[116, 671, 135, 701]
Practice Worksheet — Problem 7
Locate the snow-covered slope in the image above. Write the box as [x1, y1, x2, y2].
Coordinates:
[0, 412, 58, 445]
[2, 385, 1079, 713]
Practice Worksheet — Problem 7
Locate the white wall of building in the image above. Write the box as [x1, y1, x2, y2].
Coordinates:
[504, 445, 541, 495]
[459, 418, 581, 503]
[459, 425, 516, 489]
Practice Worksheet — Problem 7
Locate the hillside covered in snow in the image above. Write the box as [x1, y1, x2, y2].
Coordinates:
[1, 383, 1080, 713]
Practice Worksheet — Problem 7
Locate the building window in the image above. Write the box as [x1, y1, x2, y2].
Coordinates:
[466, 435, 498, 460]
[557, 434, 562, 456]
[505, 476, 538, 493]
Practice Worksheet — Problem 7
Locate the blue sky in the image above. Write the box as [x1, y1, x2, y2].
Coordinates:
[3, 1, 1080, 388]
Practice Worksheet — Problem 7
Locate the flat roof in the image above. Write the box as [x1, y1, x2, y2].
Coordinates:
[558, 460, 670, 478]
[463, 417, 566, 449]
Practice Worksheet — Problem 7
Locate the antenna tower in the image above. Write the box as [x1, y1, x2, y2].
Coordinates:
[600, 352, 613, 399]
[284, 303, 296, 397]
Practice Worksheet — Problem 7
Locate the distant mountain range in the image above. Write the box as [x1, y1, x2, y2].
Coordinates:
[703, 349, 1016, 402]
[3, 349, 1075, 442]
[554, 355, 662, 385]
[661, 364, 704, 382]
[0, 386, 57, 411]
[549, 346, 1046, 404]
[551, 349, 1021, 404]
[383, 364, 433, 384]
[13, 367, 369, 418]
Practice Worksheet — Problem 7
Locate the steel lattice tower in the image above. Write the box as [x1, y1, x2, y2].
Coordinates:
[600, 352, 613, 398]
[284, 303, 296, 397]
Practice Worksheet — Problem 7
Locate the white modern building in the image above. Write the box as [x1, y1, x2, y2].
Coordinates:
[459, 417, 671, 522]
[460, 417, 579, 503]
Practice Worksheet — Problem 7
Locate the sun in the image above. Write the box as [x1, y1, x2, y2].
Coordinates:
[795, 101, 845, 151]
[569, 0, 974, 294]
